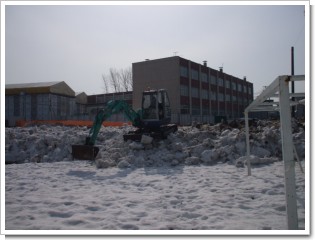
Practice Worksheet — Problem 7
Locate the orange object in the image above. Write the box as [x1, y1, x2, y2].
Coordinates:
[15, 120, 131, 127]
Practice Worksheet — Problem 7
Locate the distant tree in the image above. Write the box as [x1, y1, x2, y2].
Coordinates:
[102, 67, 132, 93]
[109, 68, 122, 93]
[120, 67, 132, 92]
[102, 74, 109, 93]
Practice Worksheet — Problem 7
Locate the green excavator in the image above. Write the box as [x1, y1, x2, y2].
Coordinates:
[72, 89, 178, 160]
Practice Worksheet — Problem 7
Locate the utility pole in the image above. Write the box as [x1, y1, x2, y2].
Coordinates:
[291, 46, 295, 118]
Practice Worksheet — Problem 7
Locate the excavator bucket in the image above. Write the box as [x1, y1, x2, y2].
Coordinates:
[72, 145, 99, 160]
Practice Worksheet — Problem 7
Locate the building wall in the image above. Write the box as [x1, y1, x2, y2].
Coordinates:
[86, 91, 133, 122]
[5, 93, 76, 126]
[132, 57, 180, 113]
[6, 86, 133, 126]
[76, 92, 88, 104]
[133, 56, 254, 125]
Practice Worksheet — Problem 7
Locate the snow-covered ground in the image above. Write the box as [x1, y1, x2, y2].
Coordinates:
[5, 160, 305, 231]
[4, 121, 306, 232]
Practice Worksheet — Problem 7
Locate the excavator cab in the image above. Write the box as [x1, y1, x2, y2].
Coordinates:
[141, 89, 171, 128]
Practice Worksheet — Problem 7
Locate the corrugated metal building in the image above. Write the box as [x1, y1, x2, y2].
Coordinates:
[75, 92, 89, 119]
[5, 81, 78, 126]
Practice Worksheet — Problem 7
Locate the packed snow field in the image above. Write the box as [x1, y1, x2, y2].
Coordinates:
[5, 120, 305, 230]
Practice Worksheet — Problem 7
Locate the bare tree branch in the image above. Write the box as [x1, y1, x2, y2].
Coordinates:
[120, 67, 132, 91]
[102, 74, 109, 93]
[109, 68, 122, 93]
[102, 67, 132, 93]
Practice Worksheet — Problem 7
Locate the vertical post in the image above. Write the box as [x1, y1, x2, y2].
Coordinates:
[245, 111, 251, 176]
[20, 92, 25, 121]
[24, 93, 27, 121]
[188, 61, 191, 117]
[279, 76, 298, 230]
[291, 46, 295, 118]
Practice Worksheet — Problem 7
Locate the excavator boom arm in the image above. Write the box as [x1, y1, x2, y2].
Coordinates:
[87, 100, 141, 145]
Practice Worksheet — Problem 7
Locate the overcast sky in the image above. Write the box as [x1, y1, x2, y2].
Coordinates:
[5, 3, 306, 96]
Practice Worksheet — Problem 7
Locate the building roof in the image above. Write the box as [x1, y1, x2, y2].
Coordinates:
[75, 92, 88, 104]
[5, 81, 61, 89]
[5, 81, 75, 97]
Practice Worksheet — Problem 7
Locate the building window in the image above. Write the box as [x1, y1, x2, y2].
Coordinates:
[192, 105, 200, 115]
[180, 66, 188, 78]
[191, 69, 199, 80]
[180, 85, 189, 96]
[238, 83, 242, 92]
[210, 75, 216, 85]
[225, 80, 230, 89]
[232, 95, 237, 102]
[202, 108, 209, 115]
[180, 105, 190, 114]
[210, 91, 217, 101]
[243, 85, 247, 93]
[225, 94, 231, 102]
[191, 87, 199, 98]
[201, 73, 208, 83]
[218, 78, 224, 87]
[248, 87, 252, 95]
[218, 93, 224, 102]
[201, 89, 209, 100]
[232, 82, 236, 91]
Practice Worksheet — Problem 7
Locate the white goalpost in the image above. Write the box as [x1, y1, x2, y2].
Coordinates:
[244, 75, 305, 230]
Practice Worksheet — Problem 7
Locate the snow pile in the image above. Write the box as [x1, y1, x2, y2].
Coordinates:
[235, 155, 278, 168]
[5, 125, 132, 164]
[5, 120, 305, 169]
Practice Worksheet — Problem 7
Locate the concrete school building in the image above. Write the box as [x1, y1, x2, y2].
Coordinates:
[132, 56, 254, 125]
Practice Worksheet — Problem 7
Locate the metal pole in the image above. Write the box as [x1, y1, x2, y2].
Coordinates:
[24, 94, 26, 121]
[279, 76, 298, 230]
[245, 111, 251, 176]
[291, 46, 295, 118]
[20, 92, 25, 121]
